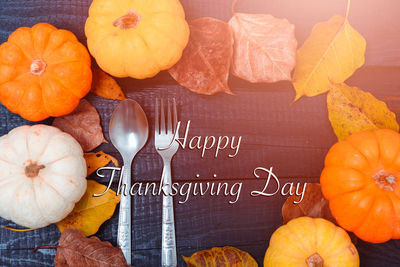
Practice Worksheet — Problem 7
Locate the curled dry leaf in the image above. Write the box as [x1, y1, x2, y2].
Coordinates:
[169, 17, 233, 95]
[85, 151, 119, 176]
[282, 183, 335, 224]
[229, 13, 297, 83]
[56, 180, 120, 237]
[182, 246, 257, 267]
[54, 228, 129, 267]
[327, 83, 399, 140]
[292, 15, 366, 100]
[53, 99, 106, 152]
[91, 66, 126, 100]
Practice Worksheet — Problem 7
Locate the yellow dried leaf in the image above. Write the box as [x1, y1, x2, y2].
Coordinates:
[92, 67, 126, 100]
[292, 15, 366, 100]
[56, 180, 120, 236]
[182, 246, 258, 267]
[327, 83, 399, 140]
[85, 151, 119, 176]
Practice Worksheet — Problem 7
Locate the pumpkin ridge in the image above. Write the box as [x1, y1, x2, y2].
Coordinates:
[30, 179, 50, 225]
[316, 225, 344, 258]
[13, 81, 30, 117]
[45, 71, 84, 99]
[352, 195, 391, 242]
[42, 33, 71, 59]
[43, 170, 85, 185]
[336, 187, 377, 232]
[32, 24, 53, 56]
[343, 139, 376, 172]
[285, 218, 313, 254]
[378, 130, 400, 171]
[148, 19, 186, 48]
[40, 154, 75, 166]
[9, 35, 34, 61]
[133, 30, 161, 70]
[0, 175, 21, 187]
[148, 11, 185, 18]
[384, 193, 399, 236]
[30, 130, 62, 163]
[322, 168, 370, 199]
[0, 156, 20, 167]
[38, 76, 52, 116]
[38, 175, 68, 203]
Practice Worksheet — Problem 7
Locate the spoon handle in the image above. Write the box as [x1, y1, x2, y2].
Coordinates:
[161, 161, 177, 267]
[118, 164, 132, 265]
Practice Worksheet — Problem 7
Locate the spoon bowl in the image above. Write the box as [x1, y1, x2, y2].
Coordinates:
[109, 98, 149, 265]
[109, 99, 149, 159]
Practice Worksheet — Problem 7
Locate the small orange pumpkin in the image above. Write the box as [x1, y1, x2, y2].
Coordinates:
[0, 23, 92, 121]
[321, 129, 400, 243]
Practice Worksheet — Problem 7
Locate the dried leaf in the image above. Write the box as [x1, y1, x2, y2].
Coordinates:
[327, 83, 399, 140]
[53, 99, 106, 152]
[91, 66, 126, 100]
[169, 17, 233, 95]
[282, 183, 335, 224]
[56, 180, 120, 237]
[292, 15, 366, 100]
[85, 151, 119, 176]
[229, 13, 297, 83]
[54, 228, 129, 267]
[182, 246, 257, 267]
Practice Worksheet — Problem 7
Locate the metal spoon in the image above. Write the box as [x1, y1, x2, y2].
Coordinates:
[109, 99, 149, 265]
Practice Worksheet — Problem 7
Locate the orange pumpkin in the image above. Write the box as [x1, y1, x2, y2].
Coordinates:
[321, 129, 400, 243]
[0, 23, 92, 121]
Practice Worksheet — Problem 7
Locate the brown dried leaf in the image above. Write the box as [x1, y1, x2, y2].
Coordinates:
[229, 13, 297, 83]
[91, 66, 126, 100]
[169, 17, 233, 95]
[53, 99, 106, 152]
[282, 183, 335, 224]
[54, 228, 129, 267]
[182, 246, 257, 267]
[85, 151, 119, 176]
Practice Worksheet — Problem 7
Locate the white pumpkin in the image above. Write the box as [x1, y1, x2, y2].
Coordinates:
[0, 124, 87, 228]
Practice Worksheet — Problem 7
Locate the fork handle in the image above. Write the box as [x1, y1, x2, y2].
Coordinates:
[118, 163, 132, 265]
[161, 161, 177, 267]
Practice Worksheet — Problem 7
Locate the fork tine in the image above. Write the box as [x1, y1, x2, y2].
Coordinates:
[160, 98, 166, 134]
[173, 98, 178, 132]
[155, 98, 159, 135]
[167, 99, 172, 134]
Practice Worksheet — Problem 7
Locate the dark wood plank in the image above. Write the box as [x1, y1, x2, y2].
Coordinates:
[1, 0, 400, 266]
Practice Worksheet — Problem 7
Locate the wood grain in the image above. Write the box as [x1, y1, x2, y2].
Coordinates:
[1, 0, 400, 266]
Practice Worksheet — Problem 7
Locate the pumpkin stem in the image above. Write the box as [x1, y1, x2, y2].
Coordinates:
[25, 162, 45, 178]
[373, 170, 397, 191]
[306, 252, 324, 267]
[113, 8, 141, 29]
[30, 59, 47, 76]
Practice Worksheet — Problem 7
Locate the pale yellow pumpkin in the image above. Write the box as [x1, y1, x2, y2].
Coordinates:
[85, 0, 190, 79]
[264, 217, 359, 267]
[0, 125, 87, 228]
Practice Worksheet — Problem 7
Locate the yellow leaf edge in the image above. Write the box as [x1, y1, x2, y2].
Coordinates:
[292, 12, 366, 101]
[327, 82, 399, 141]
[56, 180, 120, 237]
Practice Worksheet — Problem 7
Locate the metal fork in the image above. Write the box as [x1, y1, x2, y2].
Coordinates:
[155, 98, 179, 267]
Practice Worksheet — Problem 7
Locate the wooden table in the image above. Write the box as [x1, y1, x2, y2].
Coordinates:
[1, 0, 400, 266]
